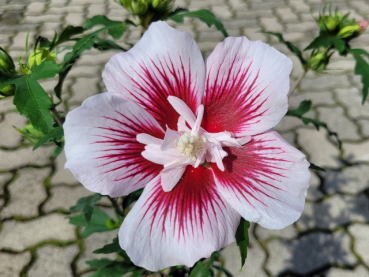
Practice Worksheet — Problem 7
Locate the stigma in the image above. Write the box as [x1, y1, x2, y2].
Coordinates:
[177, 132, 204, 161]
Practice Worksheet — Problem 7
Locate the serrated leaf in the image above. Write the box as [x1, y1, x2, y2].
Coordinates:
[1, 62, 60, 134]
[264, 32, 307, 66]
[55, 26, 85, 47]
[93, 38, 126, 51]
[286, 100, 342, 148]
[170, 9, 228, 37]
[235, 218, 250, 271]
[70, 193, 101, 223]
[33, 126, 64, 150]
[93, 237, 121, 254]
[348, 49, 369, 103]
[309, 163, 326, 172]
[85, 15, 128, 40]
[304, 32, 346, 54]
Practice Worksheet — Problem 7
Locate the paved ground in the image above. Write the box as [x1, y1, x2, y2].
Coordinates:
[1, 0, 369, 276]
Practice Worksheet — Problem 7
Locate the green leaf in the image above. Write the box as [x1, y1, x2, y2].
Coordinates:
[33, 126, 64, 150]
[286, 100, 342, 148]
[212, 265, 234, 277]
[349, 49, 369, 103]
[235, 218, 250, 271]
[122, 189, 143, 211]
[86, 258, 115, 268]
[86, 259, 144, 277]
[309, 163, 326, 172]
[170, 9, 228, 37]
[1, 62, 60, 134]
[93, 38, 126, 51]
[69, 207, 117, 238]
[264, 32, 307, 66]
[189, 258, 214, 277]
[82, 208, 116, 238]
[304, 32, 346, 54]
[70, 193, 102, 223]
[55, 26, 85, 47]
[53, 143, 64, 158]
[85, 16, 128, 40]
[93, 237, 121, 254]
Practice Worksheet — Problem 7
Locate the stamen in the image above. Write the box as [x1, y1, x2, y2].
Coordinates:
[177, 132, 204, 159]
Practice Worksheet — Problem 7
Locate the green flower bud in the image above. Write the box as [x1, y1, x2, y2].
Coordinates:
[151, 0, 172, 10]
[14, 124, 44, 144]
[0, 85, 15, 98]
[318, 15, 339, 32]
[119, 0, 149, 15]
[338, 23, 361, 38]
[0, 48, 16, 73]
[27, 48, 56, 70]
[309, 51, 328, 71]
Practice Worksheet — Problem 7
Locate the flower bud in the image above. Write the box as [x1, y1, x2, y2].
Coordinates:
[119, 0, 148, 15]
[0, 48, 16, 73]
[338, 23, 361, 38]
[309, 51, 329, 71]
[27, 48, 56, 70]
[14, 124, 44, 144]
[0, 85, 15, 98]
[359, 20, 368, 34]
[151, 0, 172, 11]
[318, 15, 339, 32]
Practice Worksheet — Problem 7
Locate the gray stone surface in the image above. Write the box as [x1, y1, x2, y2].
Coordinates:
[0, 0, 369, 276]
[0, 251, 31, 277]
[0, 214, 76, 251]
[1, 167, 50, 218]
[29, 245, 79, 277]
[267, 231, 357, 276]
[349, 224, 369, 266]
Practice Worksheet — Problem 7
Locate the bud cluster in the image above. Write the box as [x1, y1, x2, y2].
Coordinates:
[0, 47, 16, 97]
[119, 0, 173, 16]
[317, 10, 367, 40]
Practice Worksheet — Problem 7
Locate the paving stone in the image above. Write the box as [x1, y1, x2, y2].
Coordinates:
[24, 2, 45, 15]
[307, 170, 323, 201]
[65, 13, 85, 26]
[21, 14, 63, 24]
[327, 265, 369, 277]
[0, 252, 31, 277]
[296, 194, 369, 231]
[1, 11, 23, 24]
[51, 151, 78, 185]
[256, 223, 297, 241]
[0, 145, 54, 170]
[222, 229, 267, 277]
[260, 18, 284, 33]
[349, 224, 369, 266]
[0, 98, 10, 113]
[324, 165, 369, 194]
[300, 74, 350, 92]
[276, 8, 298, 22]
[0, 112, 27, 148]
[358, 119, 369, 137]
[275, 116, 302, 132]
[67, 65, 101, 78]
[267, 231, 357, 276]
[0, 213, 76, 251]
[1, 167, 50, 218]
[280, 131, 295, 146]
[29, 244, 79, 277]
[286, 21, 317, 33]
[344, 140, 369, 163]
[335, 88, 369, 118]
[77, 231, 118, 272]
[88, 4, 106, 17]
[69, 77, 100, 103]
[44, 185, 92, 212]
[297, 128, 341, 168]
[318, 106, 361, 141]
[289, 91, 335, 107]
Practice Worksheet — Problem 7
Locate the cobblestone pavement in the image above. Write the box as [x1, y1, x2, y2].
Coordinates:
[1, 0, 369, 276]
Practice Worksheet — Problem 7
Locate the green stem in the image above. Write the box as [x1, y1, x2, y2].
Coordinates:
[289, 70, 308, 97]
[108, 196, 124, 217]
[50, 107, 63, 126]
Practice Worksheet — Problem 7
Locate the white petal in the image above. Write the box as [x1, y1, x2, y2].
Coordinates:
[161, 126, 180, 151]
[161, 165, 187, 192]
[167, 96, 197, 127]
[142, 144, 182, 165]
[119, 168, 240, 271]
[137, 133, 163, 145]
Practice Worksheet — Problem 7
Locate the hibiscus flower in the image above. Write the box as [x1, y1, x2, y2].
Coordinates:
[64, 21, 311, 271]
